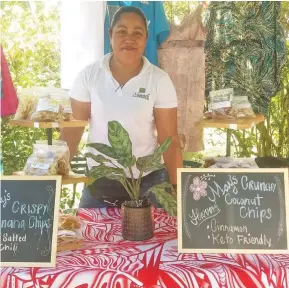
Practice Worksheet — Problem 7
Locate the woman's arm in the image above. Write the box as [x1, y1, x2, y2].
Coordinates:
[154, 107, 183, 185]
[60, 98, 90, 160]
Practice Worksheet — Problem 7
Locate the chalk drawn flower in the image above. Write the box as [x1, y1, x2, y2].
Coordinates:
[189, 177, 208, 201]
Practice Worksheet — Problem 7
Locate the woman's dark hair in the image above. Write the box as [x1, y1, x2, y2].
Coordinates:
[110, 6, 148, 35]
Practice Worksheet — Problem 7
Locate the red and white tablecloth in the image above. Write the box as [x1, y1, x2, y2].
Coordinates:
[1, 208, 289, 288]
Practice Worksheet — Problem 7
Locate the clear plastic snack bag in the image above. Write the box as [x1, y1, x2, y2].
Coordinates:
[30, 96, 64, 122]
[14, 95, 38, 120]
[59, 215, 81, 231]
[57, 230, 81, 247]
[205, 88, 234, 119]
[229, 96, 255, 118]
[48, 90, 73, 121]
[57, 214, 83, 247]
[23, 144, 71, 176]
[59, 96, 73, 121]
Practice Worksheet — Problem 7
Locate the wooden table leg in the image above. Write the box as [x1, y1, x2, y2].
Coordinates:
[47, 128, 53, 145]
[226, 129, 232, 156]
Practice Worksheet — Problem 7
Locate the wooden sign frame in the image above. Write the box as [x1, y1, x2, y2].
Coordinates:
[177, 168, 289, 254]
[1, 175, 62, 267]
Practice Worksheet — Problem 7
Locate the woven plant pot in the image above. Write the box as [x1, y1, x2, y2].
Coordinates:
[121, 201, 153, 241]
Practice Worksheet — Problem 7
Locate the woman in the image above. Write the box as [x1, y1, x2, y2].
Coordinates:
[61, 6, 183, 208]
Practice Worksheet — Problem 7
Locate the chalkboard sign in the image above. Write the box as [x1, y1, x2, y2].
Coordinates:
[177, 168, 289, 254]
[1, 176, 61, 267]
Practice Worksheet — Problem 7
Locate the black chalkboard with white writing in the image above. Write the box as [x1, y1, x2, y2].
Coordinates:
[177, 169, 289, 253]
[1, 176, 61, 267]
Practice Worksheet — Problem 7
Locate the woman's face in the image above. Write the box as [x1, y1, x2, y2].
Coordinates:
[110, 12, 147, 65]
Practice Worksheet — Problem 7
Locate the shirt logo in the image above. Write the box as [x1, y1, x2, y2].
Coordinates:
[133, 88, 150, 100]
[139, 88, 146, 93]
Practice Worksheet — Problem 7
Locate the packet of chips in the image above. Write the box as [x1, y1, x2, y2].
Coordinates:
[16, 87, 72, 122]
[23, 144, 71, 176]
[205, 88, 233, 119]
[52, 96, 73, 121]
[61, 97, 73, 121]
[30, 96, 64, 122]
[229, 96, 255, 118]
[14, 95, 37, 120]
[57, 214, 82, 248]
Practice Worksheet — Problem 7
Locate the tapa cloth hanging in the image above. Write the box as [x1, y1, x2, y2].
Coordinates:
[158, 5, 206, 152]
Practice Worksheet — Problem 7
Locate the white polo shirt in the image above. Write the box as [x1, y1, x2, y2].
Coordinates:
[70, 53, 178, 178]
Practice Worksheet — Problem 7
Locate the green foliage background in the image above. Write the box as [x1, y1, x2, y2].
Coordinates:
[1, 1, 61, 175]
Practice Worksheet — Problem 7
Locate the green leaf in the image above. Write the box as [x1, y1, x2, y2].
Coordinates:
[85, 153, 113, 165]
[147, 163, 165, 172]
[85, 177, 97, 187]
[136, 137, 172, 173]
[89, 165, 125, 182]
[105, 173, 125, 181]
[136, 156, 165, 173]
[130, 156, 136, 167]
[136, 155, 152, 171]
[117, 155, 136, 168]
[136, 154, 160, 172]
[148, 182, 177, 216]
[155, 137, 172, 156]
[117, 157, 132, 168]
[87, 143, 118, 159]
[108, 121, 132, 159]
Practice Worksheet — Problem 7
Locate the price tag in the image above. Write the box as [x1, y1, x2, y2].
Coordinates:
[229, 124, 237, 129]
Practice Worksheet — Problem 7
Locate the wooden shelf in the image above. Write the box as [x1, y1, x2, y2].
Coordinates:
[13, 171, 88, 185]
[9, 119, 88, 129]
[62, 173, 88, 185]
[197, 114, 265, 129]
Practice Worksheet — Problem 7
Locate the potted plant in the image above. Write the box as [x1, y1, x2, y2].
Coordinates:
[85, 121, 177, 241]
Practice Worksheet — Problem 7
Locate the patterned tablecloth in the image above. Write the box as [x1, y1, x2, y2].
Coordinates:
[1, 208, 289, 288]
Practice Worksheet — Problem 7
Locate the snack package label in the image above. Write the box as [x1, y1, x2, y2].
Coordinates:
[211, 100, 231, 110]
[36, 98, 59, 113]
[62, 99, 72, 113]
[209, 88, 234, 100]
[58, 230, 77, 237]
[63, 105, 72, 114]
[31, 162, 50, 170]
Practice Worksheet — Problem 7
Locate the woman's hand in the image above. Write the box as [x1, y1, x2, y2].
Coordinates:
[154, 107, 183, 185]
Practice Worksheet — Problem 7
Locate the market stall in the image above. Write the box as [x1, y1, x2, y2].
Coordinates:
[1, 1, 289, 288]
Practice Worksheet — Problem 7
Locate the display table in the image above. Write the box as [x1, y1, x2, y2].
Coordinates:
[1, 208, 288, 288]
[197, 114, 265, 156]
